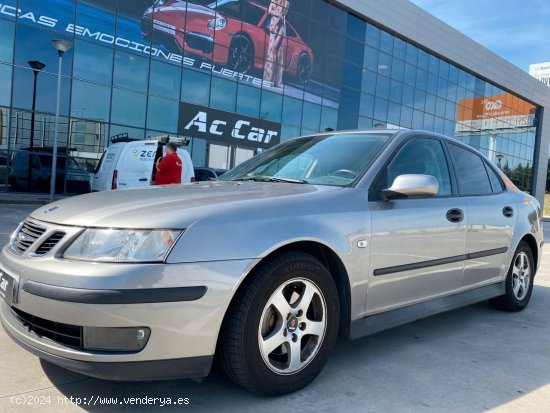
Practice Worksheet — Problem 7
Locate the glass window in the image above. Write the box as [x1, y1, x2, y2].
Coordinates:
[380, 31, 393, 54]
[76, 0, 115, 40]
[364, 46, 379, 72]
[210, 77, 236, 111]
[413, 90, 426, 111]
[405, 44, 418, 65]
[345, 38, 364, 66]
[320, 106, 338, 131]
[382, 138, 452, 196]
[109, 124, 144, 139]
[417, 49, 429, 71]
[389, 80, 403, 103]
[237, 84, 261, 118]
[260, 90, 282, 122]
[281, 124, 301, 142]
[149, 60, 181, 100]
[448, 144, 492, 195]
[110, 89, 146, 128]
[12, 68, 71, 115]
[377, 52, 392, 77]
[393, 38, 406, 60]
[147, 96, 179, 133]
[71, 80, 110, 121]
[400, 106, 413, 128]
[404, 64, 416, 86]
[113, 51, 149, 92]
[387, 102, 401, 125]
[340, 87, 360, 113]
[485, 162, 505, 192]
[365, 23, 380, 48]
[412, 109, 424, 130]
[391, 57, 404, 82]
[360, 93, 374, 118]
[343, 62, 362, 88]
[347, 13, 366, 41]
[0, 19, 14, 63]
[242, 1, 265, 25]
[402, 85, 414, 108]
[428, 55, 439, 75]
[416, 69, 428, 89]
[337, 111, 358, 130]
[302, 102, 321, 131]
[73, 40, 113, 85]
[181, 68, 210, 105]
[373, 98, 388, 122]
[375, 75, 390, 98]
[0, 64, 11, 107]
[18, 0, 75, 34]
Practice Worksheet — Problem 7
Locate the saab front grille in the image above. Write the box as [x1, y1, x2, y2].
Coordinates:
[10, 221, 46, 254]
[10, 307, 82, 349]
[34, 232, 66, 256]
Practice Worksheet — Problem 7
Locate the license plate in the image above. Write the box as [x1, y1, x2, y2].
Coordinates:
[0, 270, 16, 306]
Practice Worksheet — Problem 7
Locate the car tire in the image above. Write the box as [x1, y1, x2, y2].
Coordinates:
[227, 35, 254, 74]
[297, 53, 312, 84]
[489, 241, 534, 312]
[219, 251, 340, 395]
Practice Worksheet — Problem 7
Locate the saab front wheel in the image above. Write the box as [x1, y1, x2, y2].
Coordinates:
[219, 251, 339, 395]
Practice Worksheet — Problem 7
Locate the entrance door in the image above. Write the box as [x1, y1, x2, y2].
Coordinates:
[208, 144, 231, 169]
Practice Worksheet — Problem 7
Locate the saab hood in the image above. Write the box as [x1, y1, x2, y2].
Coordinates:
[30, 181, 338, 229]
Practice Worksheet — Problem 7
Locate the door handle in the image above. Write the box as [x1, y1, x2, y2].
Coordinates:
[446, 208, 464, 223]
[503, 206, 514, 218]
[139, 178, 148, 182]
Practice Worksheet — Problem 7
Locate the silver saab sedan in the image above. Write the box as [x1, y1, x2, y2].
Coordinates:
[0, 130, 543, 395]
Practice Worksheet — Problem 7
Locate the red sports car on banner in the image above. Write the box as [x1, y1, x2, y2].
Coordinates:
[142, 0, 314, 83]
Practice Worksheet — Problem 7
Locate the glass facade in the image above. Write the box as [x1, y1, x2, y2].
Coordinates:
[0, 0, 540, 194]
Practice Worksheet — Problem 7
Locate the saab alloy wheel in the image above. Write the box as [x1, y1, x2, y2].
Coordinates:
[490, 241, 535, 312]
[220, 251, 339, 395]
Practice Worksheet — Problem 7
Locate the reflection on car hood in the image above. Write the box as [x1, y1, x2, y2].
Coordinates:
[30, 181, 339, 228]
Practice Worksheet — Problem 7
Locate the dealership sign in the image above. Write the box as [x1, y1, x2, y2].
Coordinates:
[179, 103, 281, 149]
[455, 93, 536, 133]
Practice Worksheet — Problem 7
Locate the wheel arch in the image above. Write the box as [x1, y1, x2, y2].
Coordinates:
[218, 240, 352, 350]
[519, 233, 539, 270]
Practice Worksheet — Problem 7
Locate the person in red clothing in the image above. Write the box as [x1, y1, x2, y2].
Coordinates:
[155, 142, 182, 185]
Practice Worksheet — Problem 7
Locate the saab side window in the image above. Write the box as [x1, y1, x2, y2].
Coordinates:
[485, 162, 505, 193]
[448, 144, 492, 196]
[376, 138, 452, 198]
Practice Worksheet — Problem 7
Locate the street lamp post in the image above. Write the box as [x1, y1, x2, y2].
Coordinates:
[27, 60, 45, 191]
[50, 39, 72, 201]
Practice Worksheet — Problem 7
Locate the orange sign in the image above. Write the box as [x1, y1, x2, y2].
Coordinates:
[456, 93, 536, 132]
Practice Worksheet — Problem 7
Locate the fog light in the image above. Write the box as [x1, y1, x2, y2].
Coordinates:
[83, 327, 151, 352]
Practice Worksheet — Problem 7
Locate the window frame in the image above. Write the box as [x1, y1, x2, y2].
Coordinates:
[368, 135, 458, 201]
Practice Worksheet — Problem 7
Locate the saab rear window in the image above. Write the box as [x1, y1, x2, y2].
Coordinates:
[448, 144, 492, 196]
[242, 3, 264, 25]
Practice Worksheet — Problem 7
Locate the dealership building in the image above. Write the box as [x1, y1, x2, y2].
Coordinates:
[1, 0, 549, 203]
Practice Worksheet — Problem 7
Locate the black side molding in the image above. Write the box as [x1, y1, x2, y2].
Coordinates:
[23, 281, 207, 304]
[374, 247, 508, 276]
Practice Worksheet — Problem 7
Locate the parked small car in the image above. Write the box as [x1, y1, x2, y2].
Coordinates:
[8, 149, 91, 194]
[0, 130, 543, 395]
[193, 167, 227, 181]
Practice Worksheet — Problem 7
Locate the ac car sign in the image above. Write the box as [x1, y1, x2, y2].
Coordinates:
[178, 103, 281, 149]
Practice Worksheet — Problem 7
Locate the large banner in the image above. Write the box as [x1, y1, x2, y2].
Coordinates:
[455, 93, 536, 133]
[179, 102, 281, 148]
[4, 0, 340, 109]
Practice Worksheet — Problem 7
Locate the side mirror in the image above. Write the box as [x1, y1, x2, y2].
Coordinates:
[382, 174, 439, 200]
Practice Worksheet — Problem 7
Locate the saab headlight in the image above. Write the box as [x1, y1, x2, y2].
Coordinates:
[207, 17, 227, 30]
[63, 229, 182, 263]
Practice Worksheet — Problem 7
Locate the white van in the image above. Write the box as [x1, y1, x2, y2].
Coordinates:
[92, 135, 194, 191]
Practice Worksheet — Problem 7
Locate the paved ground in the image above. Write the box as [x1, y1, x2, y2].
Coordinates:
[0, 204, 549, 412]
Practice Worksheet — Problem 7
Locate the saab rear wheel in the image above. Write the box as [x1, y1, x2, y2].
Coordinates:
[220, 251, 339, 395]
[297, 53, 312, 84]
[490, 241, 534, 312]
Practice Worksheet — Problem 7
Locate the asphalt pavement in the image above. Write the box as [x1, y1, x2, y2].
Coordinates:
[0, 204, 549, 412]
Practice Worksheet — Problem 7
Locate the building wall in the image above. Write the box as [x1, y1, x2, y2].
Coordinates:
[338, 0, 550, 203]
[0, 0, 546, 199]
